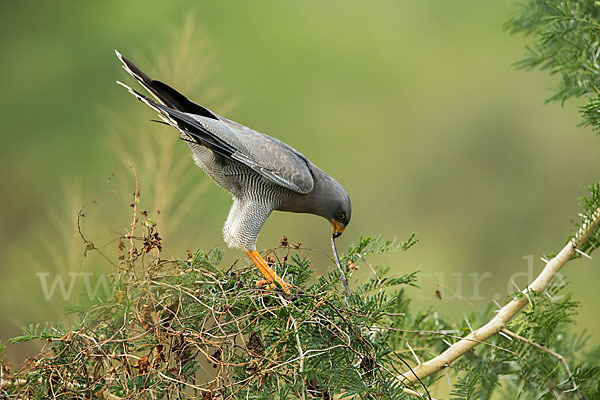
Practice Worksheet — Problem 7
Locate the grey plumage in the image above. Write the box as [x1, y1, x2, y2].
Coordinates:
[116, 50, 351, 301]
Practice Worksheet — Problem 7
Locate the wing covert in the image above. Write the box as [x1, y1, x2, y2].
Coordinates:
[196, 116, 315, 194]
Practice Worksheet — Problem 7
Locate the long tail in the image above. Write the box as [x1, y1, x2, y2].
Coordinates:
[115, 50, 218, 120]
[116, 80, 237, 160]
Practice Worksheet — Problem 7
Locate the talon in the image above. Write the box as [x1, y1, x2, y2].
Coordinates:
[247, 250, 291, 294]
[275, 279, 292, 294]
[256, 279, 271, 289]
[255, 279, 291, 294]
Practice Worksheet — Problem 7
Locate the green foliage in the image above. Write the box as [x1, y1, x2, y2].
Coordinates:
[508, 0, 600, 256]
[573, 183, 600, 254]
[346, 234, 418, 260]
[507, 0, 600, 127]
[0, 220, 425, 399]
[8, 324, 61, 344]
[582, 97, 600, 131]
[450, 371, 483, 400]
[2, 203, 600, 398]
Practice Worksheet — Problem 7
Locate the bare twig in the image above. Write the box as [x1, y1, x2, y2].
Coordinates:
[126, 161, 140, 266]
[291, 314, 306, 400]
[499, 328, 582, 399]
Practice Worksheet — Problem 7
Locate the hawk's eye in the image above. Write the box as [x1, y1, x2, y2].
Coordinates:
[337, 213, 346, 221]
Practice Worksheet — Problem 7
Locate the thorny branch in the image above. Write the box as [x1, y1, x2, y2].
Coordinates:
[400, 207, 600, 392]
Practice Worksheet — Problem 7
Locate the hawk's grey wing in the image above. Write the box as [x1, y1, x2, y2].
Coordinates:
[116, 51, 314, 194]
[196, 115, 315, 194]
[118, 81, 314, 194]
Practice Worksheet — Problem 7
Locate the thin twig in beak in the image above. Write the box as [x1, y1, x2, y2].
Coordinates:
[331, 236, 349, 307]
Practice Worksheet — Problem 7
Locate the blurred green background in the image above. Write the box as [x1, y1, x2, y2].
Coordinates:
[1, 0, 598, 372]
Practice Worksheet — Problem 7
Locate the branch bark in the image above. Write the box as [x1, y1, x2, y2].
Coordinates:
[401, 207, 600, 384]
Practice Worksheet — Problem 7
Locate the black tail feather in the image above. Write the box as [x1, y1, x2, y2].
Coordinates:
[117, 80, 236, 160]
[115, 50, 219, 120]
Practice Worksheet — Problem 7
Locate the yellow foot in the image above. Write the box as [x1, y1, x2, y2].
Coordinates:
[246, 250, 292, 294]
[256, 279, 292, 293]
[256, 279, 275, 290]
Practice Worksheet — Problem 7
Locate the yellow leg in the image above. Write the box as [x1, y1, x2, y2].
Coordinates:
[245, 250, 291, 294]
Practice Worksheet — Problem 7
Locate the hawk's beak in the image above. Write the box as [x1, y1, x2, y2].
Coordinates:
[331, 219, 346, 239]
